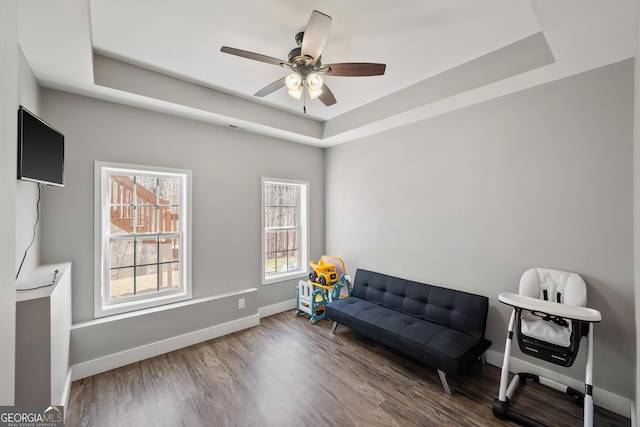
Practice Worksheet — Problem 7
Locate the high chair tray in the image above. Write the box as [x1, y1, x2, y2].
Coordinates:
[498, 293, 601, 323]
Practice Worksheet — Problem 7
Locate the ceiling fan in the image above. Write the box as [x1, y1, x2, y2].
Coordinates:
[220, 10, 386, 112]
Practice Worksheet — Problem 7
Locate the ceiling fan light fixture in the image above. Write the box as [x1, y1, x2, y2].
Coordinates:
[307, 73, 323, 91]
[306, 73, 324, 100]
[287, 87, 303, 100]
[307, 86, 323, 100]
[285, 72, 304, 100]
[285, 73, 302, 91]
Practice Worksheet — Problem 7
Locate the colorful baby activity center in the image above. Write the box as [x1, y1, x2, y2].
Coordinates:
[295, 255, 352, 324]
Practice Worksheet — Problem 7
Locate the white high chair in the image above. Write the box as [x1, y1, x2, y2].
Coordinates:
[493, 268, 602, 427]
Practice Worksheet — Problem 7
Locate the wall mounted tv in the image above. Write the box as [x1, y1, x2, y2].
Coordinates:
[17, 106, 65, 187]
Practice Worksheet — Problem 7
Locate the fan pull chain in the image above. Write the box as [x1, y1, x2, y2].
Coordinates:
[303, 80, 307, 114]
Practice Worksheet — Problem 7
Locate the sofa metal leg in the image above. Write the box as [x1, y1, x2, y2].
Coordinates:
[331, 321, 338, 334]
[480, 353, 486, 366]
[437, 370, 452, 395]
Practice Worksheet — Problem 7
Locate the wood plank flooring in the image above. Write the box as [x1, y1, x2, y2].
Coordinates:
[65, 311, 630, 427]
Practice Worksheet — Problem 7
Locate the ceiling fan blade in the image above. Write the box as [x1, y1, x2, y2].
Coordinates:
[324, 62, 387, 77]
[301, 10, 332, 65]
[220, 46, 285, 67]
[254, 78, 285, 97]
[318, 83, 337, 106]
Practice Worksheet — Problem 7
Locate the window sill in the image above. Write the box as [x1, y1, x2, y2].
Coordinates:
[95, 290, 191, 319]
[76, 288, 257, 328]
[262, 271, 308, 286]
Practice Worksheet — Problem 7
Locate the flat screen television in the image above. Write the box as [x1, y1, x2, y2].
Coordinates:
[17, 106, 65, 187]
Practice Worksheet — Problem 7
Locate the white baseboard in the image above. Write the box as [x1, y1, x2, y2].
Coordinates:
[485, 349, 632, 419]
[258, 298, 296, 318]
[61, 369, 72, 409]
[71, 314, 260, 381]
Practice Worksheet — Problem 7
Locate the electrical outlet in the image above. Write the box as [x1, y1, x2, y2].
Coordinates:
[238, 298, 245, 309]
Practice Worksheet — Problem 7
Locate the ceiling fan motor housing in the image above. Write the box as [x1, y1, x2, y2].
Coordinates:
[289, 32, 322, 71]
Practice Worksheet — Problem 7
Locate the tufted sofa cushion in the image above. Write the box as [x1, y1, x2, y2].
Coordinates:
[325, 269, 491, 378]
[350, 269, 489, 339]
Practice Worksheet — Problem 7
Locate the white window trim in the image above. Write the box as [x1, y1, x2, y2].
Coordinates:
[94, 161, 192, 318]
[261, 177, 309, 285]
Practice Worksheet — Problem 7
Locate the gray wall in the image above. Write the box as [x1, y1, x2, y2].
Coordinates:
[16, 47, 42, 279]
[0, 0, 18, 405]
[326, 60, 634, 398]
[40, 90, 324, 358]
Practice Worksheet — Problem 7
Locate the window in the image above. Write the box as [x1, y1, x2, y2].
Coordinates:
[95, 162, 192, 317]
[262, 178, 308, 284]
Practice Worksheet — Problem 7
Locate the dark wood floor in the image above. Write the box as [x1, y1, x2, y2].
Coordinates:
[66, 310, 630, 427]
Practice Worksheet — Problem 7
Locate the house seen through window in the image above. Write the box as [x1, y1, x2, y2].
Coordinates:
[95, 162, 192, 317]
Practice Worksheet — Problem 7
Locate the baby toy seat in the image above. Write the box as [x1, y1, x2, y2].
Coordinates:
[295, 256, 351, 323]
[493, 268, 602, 427]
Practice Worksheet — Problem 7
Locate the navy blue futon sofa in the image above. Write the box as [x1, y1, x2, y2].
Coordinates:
[325, 269, 491, 394]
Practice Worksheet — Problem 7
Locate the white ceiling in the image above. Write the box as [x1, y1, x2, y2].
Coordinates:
[18, 0, 637, 147]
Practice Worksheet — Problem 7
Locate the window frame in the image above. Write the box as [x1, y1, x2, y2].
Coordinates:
[261, 177, 309, 285]
[94, 161, 192, 318]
